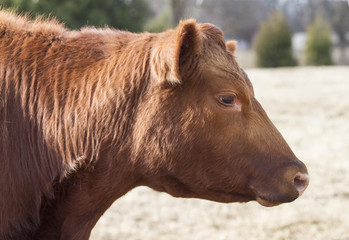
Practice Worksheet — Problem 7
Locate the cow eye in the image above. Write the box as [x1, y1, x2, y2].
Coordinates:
[219, 95, 235, 106]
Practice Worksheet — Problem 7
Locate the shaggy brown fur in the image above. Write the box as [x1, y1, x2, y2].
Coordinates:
[0, 10, 308, 240]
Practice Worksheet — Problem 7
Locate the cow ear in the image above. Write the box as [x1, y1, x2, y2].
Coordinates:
[151, 19, 202, 85]
[226, 40, 238, 54]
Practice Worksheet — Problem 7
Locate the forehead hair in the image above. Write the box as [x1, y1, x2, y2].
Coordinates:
[197, 23, 250, 104]
[198, 23, 227, 50]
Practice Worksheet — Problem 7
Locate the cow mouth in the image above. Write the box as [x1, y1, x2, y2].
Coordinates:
[255, 195, 283, 207]
[202, 189, 288, 206]
[252, 189, 299, 207]
[249, 185, 295, 207]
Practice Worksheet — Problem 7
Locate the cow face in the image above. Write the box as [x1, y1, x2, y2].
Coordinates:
[133, 20, 308, 207]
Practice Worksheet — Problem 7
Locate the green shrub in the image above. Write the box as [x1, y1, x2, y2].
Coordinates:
[305, 16, 333, 65]
[254, 11, 297, 68]
[144, 8, 171, 33]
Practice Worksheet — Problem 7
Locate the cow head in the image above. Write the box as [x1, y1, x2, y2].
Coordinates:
[133, 20, 308, 207]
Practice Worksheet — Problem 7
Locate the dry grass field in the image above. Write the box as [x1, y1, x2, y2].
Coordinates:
[91, 66, 349, 240]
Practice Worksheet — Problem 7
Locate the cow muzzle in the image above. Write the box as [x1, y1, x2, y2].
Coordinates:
[251, 162, 309, 207]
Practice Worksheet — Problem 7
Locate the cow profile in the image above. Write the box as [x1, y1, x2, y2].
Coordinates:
[0, 10, 308, 240]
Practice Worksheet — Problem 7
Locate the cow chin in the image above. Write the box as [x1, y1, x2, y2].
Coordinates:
[255, 196, 283, 207]
[216, 189, 297, 207]
[251, 187, 300, 207]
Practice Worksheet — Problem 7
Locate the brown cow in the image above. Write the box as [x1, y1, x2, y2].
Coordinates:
[0, 10, 309, 240]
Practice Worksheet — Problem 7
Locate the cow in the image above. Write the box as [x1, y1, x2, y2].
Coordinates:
[0, 10, 309, 240]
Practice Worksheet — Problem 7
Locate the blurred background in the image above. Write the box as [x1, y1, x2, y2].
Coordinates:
[1, 1, 349, 239]
[1, 0, 349, 68]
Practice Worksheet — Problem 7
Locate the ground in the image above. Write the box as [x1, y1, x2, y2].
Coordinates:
[91, 66, 349, 240]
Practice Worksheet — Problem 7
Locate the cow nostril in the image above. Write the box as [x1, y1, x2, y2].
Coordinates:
[293, 172, 309, 196]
